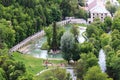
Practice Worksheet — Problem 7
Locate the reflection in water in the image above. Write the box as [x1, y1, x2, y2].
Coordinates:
[27, 37, 62, 59]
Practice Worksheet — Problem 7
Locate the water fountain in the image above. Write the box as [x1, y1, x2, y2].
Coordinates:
[98, 49, 106, 72]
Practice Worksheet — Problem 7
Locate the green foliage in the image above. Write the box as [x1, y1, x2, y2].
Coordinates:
[0, 68, 6, 80]
[0, 55, 27, 80]
[78, 0, 85, 6]
[0, 20, 15, 48]
[104, 45, 113, 54]
[71, 25, 79, 42]
[17, 0, 36, 8]
[71, 43, 80, 61]
[74, 8, 88, 20]
[105, 1, 117, 16]
[41, 41, 49, 50]
[104, 17, 112, 32]
[100, 33, 111, 47]
[51, 22, 58, 51]
[44, 26, 52, 51]
[12, 52, 44, 75]
[80, 42, 94, 53]
[84, 66, 112, 80]
[89, 38, 101, 56]
[0, 0, 66, 48]
[0, 0, 88, 49]
[112, 11, 120, 31]
[76, 53, 98, 79]
[86, 25, 100, 38]
[1, 0, 15, 6]
[35, 68, 71, 80]
[18, 73, 34, 80]
[107, 55, 120, 80]
[60, 32, 75, 62]
[60, 0, 73, 18]
[44, 25, 65, 51]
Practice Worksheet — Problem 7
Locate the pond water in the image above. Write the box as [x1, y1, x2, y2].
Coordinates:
[78, 27, 86, 43]
[27, 26, 86, 59]
[27, 37, 62, 59]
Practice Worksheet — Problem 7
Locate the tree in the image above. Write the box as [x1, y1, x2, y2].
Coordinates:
[44, 26, 52, 51]
[111, 39, 120, 51]
[86, 25, 100, 38]
[17, 0, 36, 8]
[0, 22, 15, 48]
[107, 56, 120, 80]
[60, 32, 75, 63]
[17, 73, 33, 80]
[51, 22, 58, 52]
[103, 45, 113, 54]
[104, 17, 112, 32]
[70, 25, 79, 42]
[76, 59, 87, 80]
[74, 8, 88, 20]
[1, 0, 15, 6]
[0, 68, 5, 80]
[100, 33, 111, 47]
[89, 38, 101, 56]
[106, 1, 117, 16]
[57, 27, 65, 49]
[60, 0, 73, 18]
[84, 66, 112, 80]
[111, 29, 120, 41]
[80, 42, 94, 53]
[72, 43, 80, 61]
[51, 5, 62, 22]
[78, 0, 85, 6]
[112, 11, 120, 31]
[76, 53, 98, 80]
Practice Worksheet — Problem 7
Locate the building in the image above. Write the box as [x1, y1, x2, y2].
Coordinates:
[86, 0, 111, 23]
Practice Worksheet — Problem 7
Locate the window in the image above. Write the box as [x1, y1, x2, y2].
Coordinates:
[101, 14, 103, 16]
[105, 13, 107, 16]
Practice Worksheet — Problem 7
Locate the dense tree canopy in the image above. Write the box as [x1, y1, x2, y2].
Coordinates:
[84, 66, 112, 80]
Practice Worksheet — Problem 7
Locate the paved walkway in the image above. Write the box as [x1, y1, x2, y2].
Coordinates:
[36, 67, 76, 80]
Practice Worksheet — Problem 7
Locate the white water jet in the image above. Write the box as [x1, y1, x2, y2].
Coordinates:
[98, 49, 106, 72]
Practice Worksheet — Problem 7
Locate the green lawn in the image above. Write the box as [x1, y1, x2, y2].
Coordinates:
[12, 52, 65, 75]
[12, 52, 45, 75]
[77, 23, 87, 27]
[35, 68, 67, 80]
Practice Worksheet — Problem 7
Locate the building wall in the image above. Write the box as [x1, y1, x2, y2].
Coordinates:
[90, 12, 109, 22]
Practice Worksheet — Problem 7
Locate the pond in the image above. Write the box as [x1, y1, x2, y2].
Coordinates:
[27, 26, 86, 59]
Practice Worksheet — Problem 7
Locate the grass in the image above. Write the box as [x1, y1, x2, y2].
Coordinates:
[77, 23, 87, 27]
[12, 52, 45, 75]
[12, 52, 65, 75]
[35, 68, 67, 80]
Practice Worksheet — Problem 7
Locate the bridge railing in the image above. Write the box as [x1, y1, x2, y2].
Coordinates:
[9, 18, 86, 53]
[9, 30, 45, 53]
